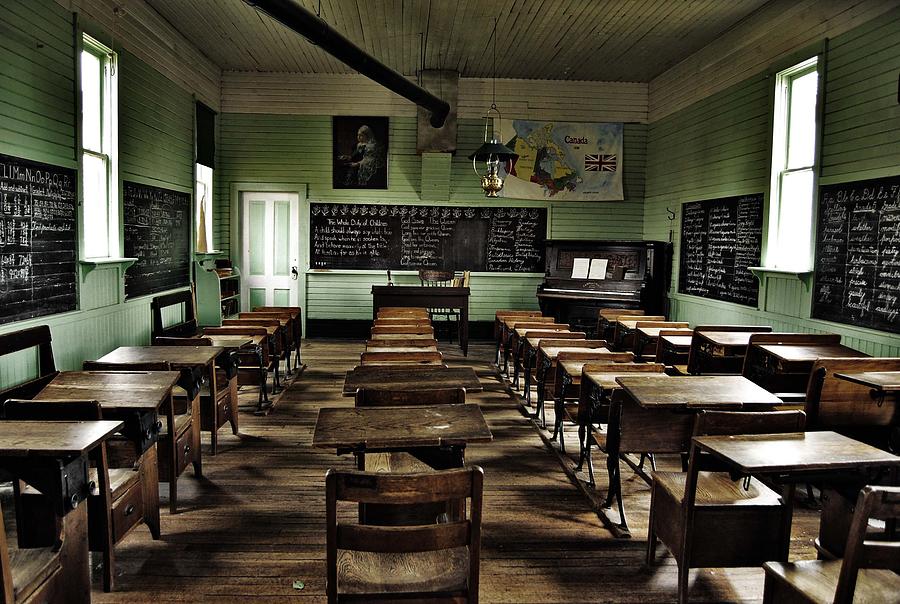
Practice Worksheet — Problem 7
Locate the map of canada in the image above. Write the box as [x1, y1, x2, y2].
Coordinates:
[499, 120, 624, 201]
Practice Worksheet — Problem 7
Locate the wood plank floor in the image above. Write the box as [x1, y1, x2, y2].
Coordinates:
[93, 339, 820, 602]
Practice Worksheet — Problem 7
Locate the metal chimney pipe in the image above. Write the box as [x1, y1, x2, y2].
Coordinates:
[244, 0, 450, 128]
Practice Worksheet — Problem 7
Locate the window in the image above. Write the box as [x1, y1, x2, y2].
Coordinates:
[80, 35, 118, 259]
[765, 57, 820, 270]
[195, 163, 213, 252]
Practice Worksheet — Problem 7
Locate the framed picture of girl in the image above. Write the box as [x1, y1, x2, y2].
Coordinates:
[332, 116, 389, 189]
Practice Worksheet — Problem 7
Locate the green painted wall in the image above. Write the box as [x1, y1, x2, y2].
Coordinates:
[644, 7, 900, 355]
[0, 0, 197, 387]
[216, 114, 647, 321]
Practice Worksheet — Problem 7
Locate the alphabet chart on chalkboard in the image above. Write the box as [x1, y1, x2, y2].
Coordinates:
[0, 153, 77, 325]
[813, 174, 900, 334]
[310, 203, 546, 272]
[123, 181, 191, 299]
[678, 194, 763, 307]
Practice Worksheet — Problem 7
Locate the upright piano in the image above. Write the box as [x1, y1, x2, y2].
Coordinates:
[536, 240, 672, 335]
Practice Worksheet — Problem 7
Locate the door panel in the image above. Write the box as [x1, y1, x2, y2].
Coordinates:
[241, 191, 300, 308]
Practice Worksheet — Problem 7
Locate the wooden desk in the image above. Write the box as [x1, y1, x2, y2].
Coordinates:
[597, 375, 783, 533]
[499, 316, 554, 374]
[658, 333, 693, 366]
[689, 330, 763, 375]
[365, 345, 438, 353]
[372, 286, 470, 356]
[369, 332, 435, 341]
[535, 343, 610, 428]
[521, 334, 582, 406]
[692, 431, 900, 561]
[633, 326, 691, 361]
[313, 404, 492, 468]
[342, 366, 482, 396]
[746, 343, 867, 395]
[201, 330, 271, 409]
[835, 371, 900, 393]
[33, 370, 180, 534]
[612, 316, 664, 351]
[0, 420, 122, 602]
[510, 325, 570, 388]
[97, 346, 235, 457]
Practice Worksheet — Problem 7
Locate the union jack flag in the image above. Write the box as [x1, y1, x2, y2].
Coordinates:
[584, 154, 617, 172]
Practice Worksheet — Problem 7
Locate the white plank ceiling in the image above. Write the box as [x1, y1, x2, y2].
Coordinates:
[143, 0, 772, 81]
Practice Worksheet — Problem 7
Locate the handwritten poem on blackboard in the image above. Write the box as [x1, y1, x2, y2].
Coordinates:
[813, 175, 900, 334]
[310, 203, 546, 272]
[0, 153, 77, 324]
[678, 194, 763, 307]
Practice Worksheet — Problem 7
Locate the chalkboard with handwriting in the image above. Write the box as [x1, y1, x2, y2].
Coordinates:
[123, 181, 191, 298]
[0, 153, 78, 324]
[310, 203, 546, 272]
[678, 194, 763, 306]
[813, 175, 900, 334]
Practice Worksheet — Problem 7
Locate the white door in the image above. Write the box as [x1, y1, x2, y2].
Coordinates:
[241, 191, 300, 309]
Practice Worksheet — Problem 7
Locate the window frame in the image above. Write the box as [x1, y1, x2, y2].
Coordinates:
[79, 34, 119, 260]
[762, 55, 823, 272]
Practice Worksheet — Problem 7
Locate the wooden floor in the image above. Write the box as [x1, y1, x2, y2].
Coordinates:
[92, 339, 820, 602]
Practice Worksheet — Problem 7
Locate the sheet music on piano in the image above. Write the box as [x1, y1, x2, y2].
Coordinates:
[588, 259, 608, 280]
[571, 258, 590, 279]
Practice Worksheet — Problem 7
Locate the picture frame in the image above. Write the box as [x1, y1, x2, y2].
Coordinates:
[332, 116, 389, 189]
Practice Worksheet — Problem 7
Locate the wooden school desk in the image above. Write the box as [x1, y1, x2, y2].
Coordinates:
[745, 342, 867, 395]
[688, 330, 763, 374]
[0, 419, 123, 602]
[597, 375, 783, 534]
[371, 285, 470, 356]
[32, 370, 180, 526]
[97, 346, 235, 456]
[691, 431, 900, 562]
[342, 366, 482, 396]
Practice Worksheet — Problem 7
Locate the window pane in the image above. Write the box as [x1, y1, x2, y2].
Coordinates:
[83, 154, 109, 258]
[81, 50, 102, 152]
[195, 164, 214, 251]
[775, 168, 814, 269]
[786, 70, 818, 169]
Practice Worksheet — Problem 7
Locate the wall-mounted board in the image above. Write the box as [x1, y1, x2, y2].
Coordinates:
[678, 194, 763, 307]
[310, 203, 547, 272]
[0, 153, 77, 325]
[123, 181, 191, 298]
[813, 174, 900, 334]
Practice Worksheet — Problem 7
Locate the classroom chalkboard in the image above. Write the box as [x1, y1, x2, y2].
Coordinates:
[678, 194, 763, 306]
[123, 181, 191, 298]
[0, 153, 77, 324]
[310, 203, 547, 272]
[813, 174, 900, 334]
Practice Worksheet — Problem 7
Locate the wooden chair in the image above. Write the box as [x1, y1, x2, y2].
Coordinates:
[82, 361, 197, 515]
[239, 311, 299, 376]
[224, 317, 287, 379]
[507, 321, 570, 378]
[326, 467, 484, 603]
[0, 493, 90, 603]
[517, 330, 587, 399]
[495, 310, 543, 363]
[646, 409, 807, 604]
[596, 308, 645, 341]
[203, 325, 277, 401]
[419, 269, 460, 344]
[762, 485, 900, 604]
[359, 351, 443, 366]
[686, 324, 773, 375]
[654, 329, 694, 368]
[377, 307, 430, 319]
[150, 289, 198, 341]
[3, 399, 120, 592]
[611, 315, 665, 351]
[0, 326, 58, 402]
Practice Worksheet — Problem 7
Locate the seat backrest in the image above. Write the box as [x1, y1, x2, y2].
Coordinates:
[695, 325, 772, 333]
[418, 269, 454, 286]
[152, 337, 212, 346]
[524, 331, 586, 342]
[355, 387, 466, 407]
[804, 357, 900, 430]
[513, 322, 569, 332]
[581, 362, 664, 375]
[83, 361, 171, 372]
[326, 466, 483, 603]
[833, 485, 900, 602]
[0, 326, 58, 402]
[203, 326, 268, 336]
[635, 321, 690, 329]
[151, 289, 198, 340]
[223, 318, 279, 328]
[598, 308, 645, 321]
[557, 351, 634, 364]
[371, 325, 435, 335]
[4, 399, 103, 421]
[538, 339, 606, 350]
[690, 410, 806, 473]
[374, 318, 432, 326]
[359, 351, 443, 366]
[365, 338, 438, 348]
